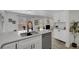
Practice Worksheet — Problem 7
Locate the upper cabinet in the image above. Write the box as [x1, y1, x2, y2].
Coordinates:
[3, 11, 19, 32]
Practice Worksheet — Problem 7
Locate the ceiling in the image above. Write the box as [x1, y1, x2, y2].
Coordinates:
[8, 10, 66, 17]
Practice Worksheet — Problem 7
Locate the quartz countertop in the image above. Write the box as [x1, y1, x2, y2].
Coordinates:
[0, 29, 51, 48]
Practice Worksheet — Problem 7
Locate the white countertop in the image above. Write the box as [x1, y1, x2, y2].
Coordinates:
[0, 29, 51, 48]
[37, 29, 51, 34]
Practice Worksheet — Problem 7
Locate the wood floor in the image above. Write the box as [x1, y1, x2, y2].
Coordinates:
[52, 39, 79, 49]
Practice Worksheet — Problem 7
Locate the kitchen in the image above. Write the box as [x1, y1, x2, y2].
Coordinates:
[0, 10, 53, 49]
[0, 10, 79, 49]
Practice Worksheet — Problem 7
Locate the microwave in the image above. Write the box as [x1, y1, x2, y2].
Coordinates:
[46, 25, 50, 29]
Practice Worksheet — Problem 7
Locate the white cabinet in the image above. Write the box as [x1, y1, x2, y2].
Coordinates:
[53, 11, 69, 42]
[3, 12, 18, 32]
[53, 29, 67, 42]
[30, 36, 42, 49]
[2, 35, 42, 49]
[18, 35, 42, 49]
[18, 40, 31, 49]
[2, 42, 17, 49]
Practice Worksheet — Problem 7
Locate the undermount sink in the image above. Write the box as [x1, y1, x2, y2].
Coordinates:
[20, 32, 32, 37]
[20, 31, 38, 37]
[31, 31, 38, 34]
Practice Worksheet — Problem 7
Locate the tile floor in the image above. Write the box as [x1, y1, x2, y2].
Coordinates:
[52, 39, 79, 49]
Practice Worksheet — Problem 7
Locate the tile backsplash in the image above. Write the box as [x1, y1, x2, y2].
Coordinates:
[18, 20, 27, 31]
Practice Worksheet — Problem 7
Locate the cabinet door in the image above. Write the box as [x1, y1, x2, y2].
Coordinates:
[18, 39, 31, 49]
[18, 35, 42, 49]
[4, 12, 18, 32]
[30, 36, 42, 49]
[2, 42, 17, 49]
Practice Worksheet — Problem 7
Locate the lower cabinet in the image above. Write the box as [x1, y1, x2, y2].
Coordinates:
[30, 36, 42, 49]
[17, 35, 42, 49]
[2, 32, 51, 49]
[2, 42, 17, 49]
[18, 40, 31, 49]
[17, 32, 51, 49]
[2, 35, 42, 49]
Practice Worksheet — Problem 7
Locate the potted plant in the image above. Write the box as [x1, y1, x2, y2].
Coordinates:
[70, 22, 78, 48]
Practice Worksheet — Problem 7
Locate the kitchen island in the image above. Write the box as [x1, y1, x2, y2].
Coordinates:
[0, 30, 52, 49]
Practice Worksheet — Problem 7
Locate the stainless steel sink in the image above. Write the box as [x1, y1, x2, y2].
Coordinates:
[31, 31, 38, 34]
[20, 31, 38, 37]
